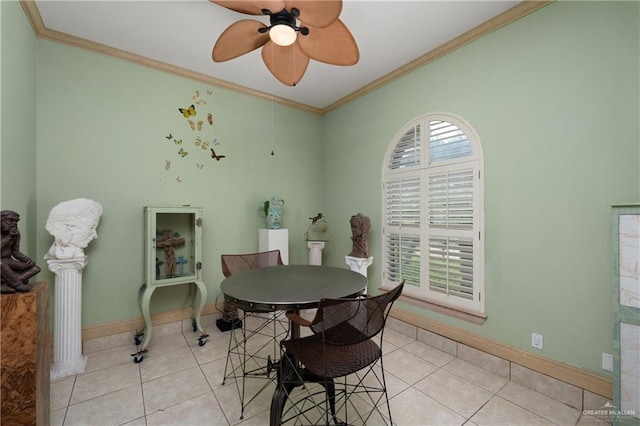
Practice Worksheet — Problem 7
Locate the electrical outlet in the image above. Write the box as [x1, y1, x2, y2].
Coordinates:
[602, 353, 613, 372]
[531, 332, 543, 350]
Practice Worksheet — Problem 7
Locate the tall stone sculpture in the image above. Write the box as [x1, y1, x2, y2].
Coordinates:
[1, 210, 41, 294]
[45, 198, 103, 379]
[348, 213, 371, 258]
[345, 213, 373, 294]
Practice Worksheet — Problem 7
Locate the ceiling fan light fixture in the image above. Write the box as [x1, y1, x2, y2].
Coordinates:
[269, 24, 297, 46]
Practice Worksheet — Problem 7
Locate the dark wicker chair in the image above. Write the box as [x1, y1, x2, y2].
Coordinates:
[220, 250, 288, 419]
[271, 281, 405, 425]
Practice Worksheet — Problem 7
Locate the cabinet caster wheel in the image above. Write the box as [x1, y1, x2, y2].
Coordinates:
[192, 321, 197, 332]
[131, 352, 144, 363]
[134, 330, 144, 346]
[198, 334, 209, 346]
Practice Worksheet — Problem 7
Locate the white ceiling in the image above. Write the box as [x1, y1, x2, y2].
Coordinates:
[33, 0, 523, 110]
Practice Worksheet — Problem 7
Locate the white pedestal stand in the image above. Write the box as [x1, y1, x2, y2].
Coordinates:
[259, 229, 289, 264]
[345, 256, 373, 295]
[307, 241, 326, 266]
[47, 257, 87, 380]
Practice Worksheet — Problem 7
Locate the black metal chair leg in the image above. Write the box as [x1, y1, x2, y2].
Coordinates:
[270, 379, 298, 426]
[270, 352, 308, 426]
[319, 379, 342, 425]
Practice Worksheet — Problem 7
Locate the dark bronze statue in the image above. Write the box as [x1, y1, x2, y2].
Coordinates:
[349, 213, 371, 258]
[1, 210, 40, 294]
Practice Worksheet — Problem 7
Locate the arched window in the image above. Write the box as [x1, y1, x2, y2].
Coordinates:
[382, 113, 484, 314]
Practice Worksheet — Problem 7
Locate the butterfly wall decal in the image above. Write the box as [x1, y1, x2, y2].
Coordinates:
[192, 91, 207, 106]
[165, 91, 223, 174]
[211, 149, 226, 161]
[194, 136, 210, 150]
[188, 120, 203, 131]
[179, 104, 196, 118]
[176, 176, 183, 183]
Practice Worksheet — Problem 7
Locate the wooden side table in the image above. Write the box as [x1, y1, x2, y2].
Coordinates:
[1, 281, 50, 426]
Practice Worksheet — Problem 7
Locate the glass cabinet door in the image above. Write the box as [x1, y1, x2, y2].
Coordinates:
[145, 206, 202, 288]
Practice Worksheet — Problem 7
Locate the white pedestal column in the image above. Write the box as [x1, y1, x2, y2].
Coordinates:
[307, 241, 326, 265]
[259, 228, 289, 264]
[345, 256, 373, 295]
[47, 257, 87, 380]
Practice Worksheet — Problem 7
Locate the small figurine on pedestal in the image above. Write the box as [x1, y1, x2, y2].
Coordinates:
[305, 213, 333, 266]
[1, 210, 40, 293]
[349, 213, 371, 258]
[304, 213, 333, 242]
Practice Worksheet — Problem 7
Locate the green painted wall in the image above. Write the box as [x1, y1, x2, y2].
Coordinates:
[5, 0, 637, 376]
[35, 41, 324, 326]
[322, 1, 639, 375]
[1, 0, 38, 254]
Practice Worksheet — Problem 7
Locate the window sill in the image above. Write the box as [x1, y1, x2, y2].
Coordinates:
[379, 286, 487, 325]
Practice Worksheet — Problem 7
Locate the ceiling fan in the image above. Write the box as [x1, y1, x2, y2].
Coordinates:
[210, 0, 359, 86]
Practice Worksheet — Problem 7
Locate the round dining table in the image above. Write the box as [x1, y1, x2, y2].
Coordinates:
[220, 264, 367, 316]
[220, 264, 368, 424]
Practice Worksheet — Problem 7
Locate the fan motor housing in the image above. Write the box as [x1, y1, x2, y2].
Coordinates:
[259, 8, 309, 36]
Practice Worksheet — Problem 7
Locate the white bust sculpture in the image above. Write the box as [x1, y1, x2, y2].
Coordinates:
[45, 198, 103, 260]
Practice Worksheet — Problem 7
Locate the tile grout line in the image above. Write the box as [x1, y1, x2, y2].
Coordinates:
[60, 375, 76, 426]
[137, 356, 149, 426]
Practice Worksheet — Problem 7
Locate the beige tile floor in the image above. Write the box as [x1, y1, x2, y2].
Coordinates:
[50, 315, 608, 426]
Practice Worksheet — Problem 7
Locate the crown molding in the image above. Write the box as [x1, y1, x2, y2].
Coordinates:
[20, 0, 552, 116]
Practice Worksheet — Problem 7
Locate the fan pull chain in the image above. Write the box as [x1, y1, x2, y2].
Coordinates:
[270, 44, 276, 156]
[270, 95, 275, 156]
[292, 44, 297, 87]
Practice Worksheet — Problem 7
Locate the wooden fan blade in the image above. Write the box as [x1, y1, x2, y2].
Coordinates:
[297, 19, 359, 65]
[210, 0, 285, 15]
[285, 0, 342, 28]
[213, 19, 270, 62]
[261, 41, 310, 86]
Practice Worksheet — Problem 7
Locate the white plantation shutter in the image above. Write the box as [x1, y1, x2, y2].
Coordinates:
[385, 174, 422, 290]
[426, 162, 480, 309]
[429, 120, 473, 164]
[385, 233, 421, 288]
[428, 168, 475, 229]
[428, 236, 474, 299]
[383, 113, 484, 313]
[388, 124, 421, 170]
[386, 175, 421, 227]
